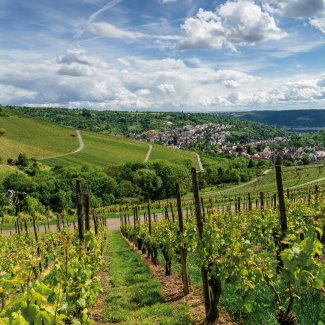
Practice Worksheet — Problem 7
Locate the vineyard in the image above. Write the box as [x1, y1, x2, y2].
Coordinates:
[0, 160, 324, 324]
[120, 161, 325, 324]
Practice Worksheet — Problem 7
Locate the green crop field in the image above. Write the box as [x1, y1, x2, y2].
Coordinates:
[44, 132, 199, 168]
[150, 144, 199, 168]
[44, 131, 149, 167]
[0, 108, 199, 169]
[0, 109, 78, 161]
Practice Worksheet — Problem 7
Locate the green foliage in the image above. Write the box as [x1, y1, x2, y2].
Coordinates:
[123, 193, 325, 324]
[0, 228, 108, 324]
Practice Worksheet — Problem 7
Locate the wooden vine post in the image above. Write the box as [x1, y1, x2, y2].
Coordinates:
[147, 202, 157, 264]
[275, 156, 288, 271]
[76, 180, 84, 242]
[176, 182, 190, 295]
[191, 168, 211, 320]
[84, 193, 90, 232]
[32, 213, 42, 272]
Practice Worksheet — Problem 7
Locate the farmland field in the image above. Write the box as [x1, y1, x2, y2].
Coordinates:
[0, 109, 78, 160]
[43, 131, 149, 167]
[150, 143, 199, 168]
[44, 132, 199, 168]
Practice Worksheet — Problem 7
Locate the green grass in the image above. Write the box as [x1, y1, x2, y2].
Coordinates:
[0, 165, 20, 182]
[44, 132, 199, 168]
[0, 109, 78, 160]
[150, 144, 199, 169]
[104, 232, 193, 325]
[44, 131, 149, 167]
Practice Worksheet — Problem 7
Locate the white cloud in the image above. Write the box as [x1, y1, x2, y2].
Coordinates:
[0, 84, 37, 103]
[266, 0, 325, 34]
[179, 1, 286, 50]
[160, 0, 177, 3]
[158, 83, 176, 93]
[86, 22, 147, 40]
[1, 50, 325, 111]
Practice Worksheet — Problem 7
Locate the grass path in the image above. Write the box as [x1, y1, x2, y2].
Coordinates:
[95, 232, 193, 325]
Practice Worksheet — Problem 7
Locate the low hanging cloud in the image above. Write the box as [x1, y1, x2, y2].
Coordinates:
[179, 0, 287, 50]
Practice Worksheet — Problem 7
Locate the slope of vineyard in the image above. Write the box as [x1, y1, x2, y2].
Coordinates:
[150, 143, 199, 168]
[194, 164, 325, 199]
[122, 182, 325, 325]
[43, 131, 199, 168]
[43, 131, 149, 167]
[0, 108, 78, 160]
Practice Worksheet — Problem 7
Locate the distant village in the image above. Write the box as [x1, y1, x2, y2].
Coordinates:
[128, 123, 325, 163]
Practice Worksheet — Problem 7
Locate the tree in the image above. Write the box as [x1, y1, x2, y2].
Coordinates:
[248, 159, 255, 168]
[17, 153, 29, 167]
[236, 145, 243, 154]
[247, 145, 256, 155]
[133, 168, 162, 200]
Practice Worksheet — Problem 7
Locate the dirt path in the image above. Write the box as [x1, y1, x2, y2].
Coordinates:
[196, 153, 204, 171]
[144, 143, 153, 163]
[39, 129, 84, 161]
[288, 176, 325, 189]
[199, 168, 272, 198]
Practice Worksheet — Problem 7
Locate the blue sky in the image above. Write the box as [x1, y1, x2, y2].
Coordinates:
[1, 0, 325, 111]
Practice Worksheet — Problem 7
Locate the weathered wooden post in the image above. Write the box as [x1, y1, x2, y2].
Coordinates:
[248, 193, 252, 211]
[191, 168, 211, 319]
[76, 180, 84, 242]
[84, 193, 90, 232]
[169, 201, 175, 222]
[275, 156, 288, 272]
[32, 213, 42, 272]
[260, 192, 264, 209]
[93, 209, 98, 235]
[176, 183, 190, 295]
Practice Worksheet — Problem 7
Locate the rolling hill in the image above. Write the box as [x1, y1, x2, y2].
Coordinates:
[0, 107, 199, 169]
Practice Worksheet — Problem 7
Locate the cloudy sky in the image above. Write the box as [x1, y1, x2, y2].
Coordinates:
[1, 0, 325, 111]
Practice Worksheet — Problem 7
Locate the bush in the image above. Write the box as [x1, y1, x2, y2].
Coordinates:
[0, 128, 5, 136]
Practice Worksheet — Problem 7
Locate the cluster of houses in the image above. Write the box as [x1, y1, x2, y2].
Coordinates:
[128, 123, 233, 148]
[128, 123, 325, 163]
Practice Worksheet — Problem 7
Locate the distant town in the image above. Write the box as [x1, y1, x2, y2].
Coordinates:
[129, 123, 325, 164]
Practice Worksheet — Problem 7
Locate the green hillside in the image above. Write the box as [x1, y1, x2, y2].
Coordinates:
[0, 108, 78, 160]
[0, 108, 199, 169]
[150, 144, 199, 167]
[43, 132, 148, 167]
[44, 132, 199, 168]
